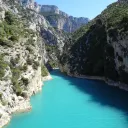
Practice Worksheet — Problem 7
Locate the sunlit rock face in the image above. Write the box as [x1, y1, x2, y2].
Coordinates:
[40, 5, 60, 14]
[39, 5, 89, 32]
[17, 0, 89, 32]
[19, 0, 35, 9]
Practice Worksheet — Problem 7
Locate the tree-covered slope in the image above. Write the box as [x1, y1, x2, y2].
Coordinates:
[60, 1, 128, 85]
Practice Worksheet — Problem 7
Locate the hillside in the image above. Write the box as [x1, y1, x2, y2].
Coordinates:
[60, 0, 128, 89]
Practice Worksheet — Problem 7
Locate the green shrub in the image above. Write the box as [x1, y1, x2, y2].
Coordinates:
[20, 64, 28, 72]
[26, 38, 35, 46]
[5, 11, 16, 25]
[10, 57, 20, 67]
[11, 67, 21, 80]
[1, 100, 7, 106]
[49, 61, 58, 68]
[9, 35, 19, 42]
[11, 67, 23, 96]
[45, 44, 57, 53]
[27, 58, 33, 65]
[41, 65, 48, 77]
[32, 61, 40, 70]
[38, 56, 41, 60]
[1, 53, 9, 56]
[11, 77, 18, 86]
[21, 91, 28, 98]
[12, 83, 23, 96]
[0, 26, 6, 37]
[0, 38, 13, 47]
[26, 46, 33, 54]
[21, 77, 29, 86]
[0, 55, 8, 80]
[0, 93, 2, 99]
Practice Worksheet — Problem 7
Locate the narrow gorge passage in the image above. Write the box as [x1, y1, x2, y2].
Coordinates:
[5, 70, 128, 128]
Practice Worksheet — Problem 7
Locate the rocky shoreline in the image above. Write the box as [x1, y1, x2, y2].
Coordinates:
[1, 72, 128, 128]
[0, 74, 52, 128]
[42, 74, 53, 81]
[68, 74, 128, 92]
[0, 99, 31, 128]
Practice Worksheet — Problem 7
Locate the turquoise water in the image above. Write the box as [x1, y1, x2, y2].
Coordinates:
[6, 70, 128, 128]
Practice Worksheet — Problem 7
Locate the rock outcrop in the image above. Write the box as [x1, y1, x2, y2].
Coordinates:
[19, 0, 35, 9]
[39, 5, 89, 32]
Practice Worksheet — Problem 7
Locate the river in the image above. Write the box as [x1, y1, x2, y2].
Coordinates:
[6, 70, 128, 128]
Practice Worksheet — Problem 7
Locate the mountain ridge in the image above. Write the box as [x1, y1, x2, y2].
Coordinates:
[17, 0, 89, 32]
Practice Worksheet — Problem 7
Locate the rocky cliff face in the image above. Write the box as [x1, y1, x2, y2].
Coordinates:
[39, 5, 89, 32]
[0, 2, 43, 126]
[44, 13, 89, 32]
[19, 0, 35, 9]
[60, 1, 128, 89]
[0, 0, 66, 127]
[40, 5, 60, 14]
[17, 0, 89, 32]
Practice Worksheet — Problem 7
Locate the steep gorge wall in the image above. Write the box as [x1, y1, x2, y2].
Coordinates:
[0, 0, 62, 127]
[60, 1, 128, 89]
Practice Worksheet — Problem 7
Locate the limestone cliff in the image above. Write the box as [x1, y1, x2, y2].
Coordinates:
[0, 0, 65, 127]
[17, 0, 89, 32]
[44, 13, 89, 33]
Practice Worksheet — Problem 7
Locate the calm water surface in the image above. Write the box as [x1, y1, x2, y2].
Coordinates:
[6, 70, 128, 128]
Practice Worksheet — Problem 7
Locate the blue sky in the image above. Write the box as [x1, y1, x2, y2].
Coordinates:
[36, 0, 117, 19]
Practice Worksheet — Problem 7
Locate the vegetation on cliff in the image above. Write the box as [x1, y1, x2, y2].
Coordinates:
[41, 65, 49, 77]
[0, 55, 8, 80]
[60, 1, 128, 85]
[0, 9, 42, 97]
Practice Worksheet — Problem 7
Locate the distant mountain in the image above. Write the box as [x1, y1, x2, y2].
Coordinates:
[118, 0, 128, 3]
[18, 0, 89, 32]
